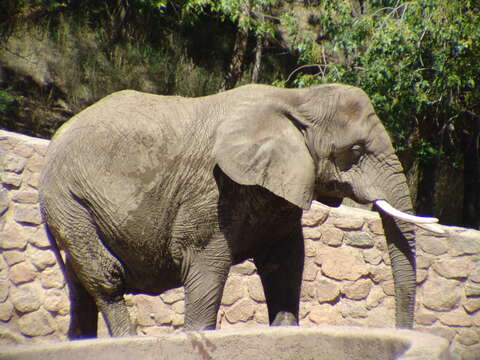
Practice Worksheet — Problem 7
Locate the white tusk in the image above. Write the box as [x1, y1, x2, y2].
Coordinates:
[374, 200, 439, 224]
[416, 223, 446, 235]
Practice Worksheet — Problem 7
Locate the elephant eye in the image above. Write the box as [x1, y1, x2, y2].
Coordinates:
[351, 144, 364, 161]
[351, 144, 362, 153]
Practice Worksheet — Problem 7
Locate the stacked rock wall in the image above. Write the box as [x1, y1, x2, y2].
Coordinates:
[1, 130, 479, 359]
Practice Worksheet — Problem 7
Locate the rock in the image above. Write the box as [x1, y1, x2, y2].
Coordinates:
[339, 299, 367, 319]
[417, 326, 457, 342]
[55, 315, 70, 336]
[33, 143, 48, 156]
[224, 298, 255, 323]
[0, 328, 25, 345]
[0, 279, 9, 302]
[469, 263, 480, 283]
[26, 171, 41, 189]
[368, 265, 392, 284]
[171, 301, 184, 315]
[465, 281, 480, 297]
[222, 276, 245, 305]
[344, 232, 374, 248]
[438, 308, 472, 326]
[3, 250, 25, 266]
[451, 342, 480, 360]
[464, 298, 480, 313]
[13, 143, 34, 158]
[0, 256, 7, 272]
[26, 153, 45, 173]
[362, 247, 382, 265]
[456, 328, 480, 346]
[13, 203, 43, 225]
[367, 219, 384, 235]
[416, 254, 433, 269]
[254, 308, 269, 324]
[363, 299, 395, 327]
[319, 226, 343, 247]
[151, 302, 175, 326]
[309, 304, 341, 325]
[302, 258, 318, 281]
[134, 295, 164, 326]
[0, 300, 13, 321]
[373, 235, 388, 252]
[9, 261, 36, 285]
[301, 204, 329, 227]
[38, 266, 65, 289]
[304, 239, 317, 257]
[416, 269, 428, 284]
[302, 226, 323, 241]
[231, 261, 256, 275]
[300, 281, 316, 300]
[29, 225, 53, 248]
[27, 246, 56, 271]
[299, 301, 313, 321]
[365, 286, 386, 309]
[415, 308, 437, 326]
[0, 188, 9, 216]
[3, 153, 26, 173]
[315, 279, 340, 303]
[160, 288, 184, 305]
[418, 237, 449, 256]
[44, 289, 69, 315]
[171, 313, 184, 328]
[247, 277, 265, 303]
[2, 172, 22, 187]
[0, 225, 27, 250]
[433, 258, 474, 279]
[473, 312, 480, 327]
[381, 279, 395, 296]
[333, 217, 364, 230]
[12, 189, 39, 204]
[10, 282, 42, 313]
[17, 309, 55, 336]
[342, 278, 371, 300]
[422, 275, 462, 311]
[318, 247, 368, 281]
[450, 230, 480, 256]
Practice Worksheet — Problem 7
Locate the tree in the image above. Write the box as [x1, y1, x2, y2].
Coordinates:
[182, 0, 277, 89]
[279, 0, 480, 228]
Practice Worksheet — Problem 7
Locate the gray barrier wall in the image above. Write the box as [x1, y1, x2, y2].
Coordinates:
[1, 130, 479, 359]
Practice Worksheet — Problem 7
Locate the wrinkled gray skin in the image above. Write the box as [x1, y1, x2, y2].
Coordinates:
[39, 84, 416, 339]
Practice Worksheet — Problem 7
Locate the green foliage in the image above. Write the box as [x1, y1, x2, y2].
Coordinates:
[0, 90, 15, 113]
[280, 0, 480, 163]
[182, 0, 278, 36]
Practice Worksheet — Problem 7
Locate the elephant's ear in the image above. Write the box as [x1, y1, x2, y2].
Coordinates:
[213, 102, 316, 210]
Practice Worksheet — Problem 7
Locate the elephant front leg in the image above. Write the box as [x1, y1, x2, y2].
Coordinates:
[182, 245, 231, 330]
[254, 222, 304, 326]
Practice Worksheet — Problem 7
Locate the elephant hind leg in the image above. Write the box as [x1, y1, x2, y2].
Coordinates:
[64, 259, 98, 339]
[49, 199, 134, 337]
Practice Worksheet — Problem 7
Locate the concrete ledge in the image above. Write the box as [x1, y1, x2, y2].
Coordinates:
[1, 326, 452, 360]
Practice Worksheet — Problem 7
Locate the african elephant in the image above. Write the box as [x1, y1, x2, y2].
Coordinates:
[39, 84, 441, 339]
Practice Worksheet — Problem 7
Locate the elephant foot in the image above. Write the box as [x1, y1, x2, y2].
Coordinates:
[271, 312, 298, 326]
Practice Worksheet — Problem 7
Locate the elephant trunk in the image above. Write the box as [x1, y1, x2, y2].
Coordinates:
[376, 167, 416, 328]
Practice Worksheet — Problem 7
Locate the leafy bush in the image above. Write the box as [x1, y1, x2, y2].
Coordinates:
[0, 90, 15, 113]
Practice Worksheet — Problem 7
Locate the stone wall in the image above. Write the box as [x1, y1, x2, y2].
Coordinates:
[1, 129, 479, 359]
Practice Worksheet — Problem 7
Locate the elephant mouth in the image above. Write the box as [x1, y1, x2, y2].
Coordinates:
[315, 183, 444, 234]
[316, 196, 343, 208]
[316, 181, 354, 202]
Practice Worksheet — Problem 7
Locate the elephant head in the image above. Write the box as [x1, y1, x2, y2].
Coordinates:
[214, 84, 442, 328]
